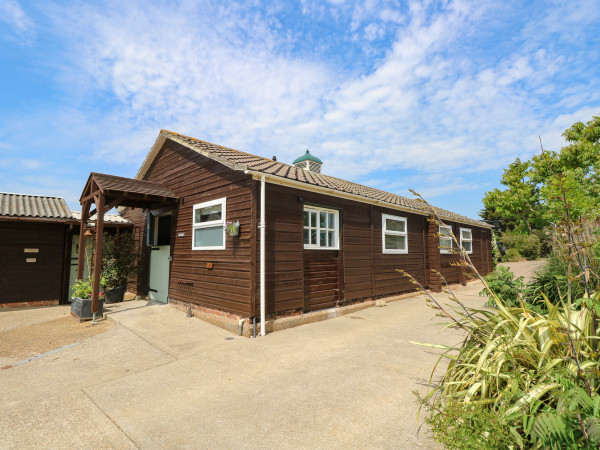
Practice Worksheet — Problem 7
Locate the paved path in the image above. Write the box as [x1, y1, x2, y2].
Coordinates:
[498, 259, 547, 283]
[0, 284, 488, 449]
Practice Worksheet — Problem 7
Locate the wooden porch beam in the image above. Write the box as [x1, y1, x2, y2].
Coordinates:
[76, 199, 91, 280]
[91, 193, 105, 315]
[81, 189, 102, 204]
[103, 195, 125, 214]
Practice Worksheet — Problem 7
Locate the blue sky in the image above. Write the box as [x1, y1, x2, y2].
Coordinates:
[0, 0, 598, 219]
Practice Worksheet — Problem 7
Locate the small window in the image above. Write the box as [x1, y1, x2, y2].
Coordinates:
[460, 228, 473, 254]
[382, 214, 408, 254]
[303, 206, 339, 249]
[439, 224, 453, 254]
[192, 198, 226, 250]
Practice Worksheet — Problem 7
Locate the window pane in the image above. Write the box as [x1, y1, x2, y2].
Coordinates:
[385, 234, 406, 250]
[440, 237, 452, 251]
[195, 204, 222, 223]
[320, 211, 326, 228]
[311, 212, 317, 228]
[328, 231, 334, 247]
[311, 230, 317, 245]
[328, 213, 334, 229]
[439, 226, 451, 237]
[303, 211, 309, 227]
[319, 231, 327, 246]
[386, 218, 405, 232]
[461, 229, 472, 240]
[194, 226, 223, 247]
[463, 241, 472, 252]
[303, 228, 309, 244]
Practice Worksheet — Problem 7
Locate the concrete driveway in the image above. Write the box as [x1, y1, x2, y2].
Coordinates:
[0, 282, 489, 449]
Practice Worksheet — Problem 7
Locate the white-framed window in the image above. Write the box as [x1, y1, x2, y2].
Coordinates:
[382, 214, 408, 254]
[439, 224, 453, 254]
[192, 198, 226, 250]
[303, 206, 339, 249]
[460, 227, 473, 254]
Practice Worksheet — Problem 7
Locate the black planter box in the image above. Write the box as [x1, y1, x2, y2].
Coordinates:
[104, 286, 125, 303]
[71, 297, 104, 321]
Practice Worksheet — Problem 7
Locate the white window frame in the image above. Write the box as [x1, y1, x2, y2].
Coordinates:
[460, 227, 473, 254]
[382, 214, 408, 254]
[303, 205, 340, 250]
[439, 224, 453, 254]
[192, 197, 226, 250]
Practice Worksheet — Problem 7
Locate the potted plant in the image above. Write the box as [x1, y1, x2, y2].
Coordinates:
[70, 279, 104, 321]
[225, 220, 240, 237]
[100, 231, 138, 303]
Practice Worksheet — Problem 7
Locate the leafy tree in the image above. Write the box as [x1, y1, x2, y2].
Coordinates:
[482, 115, 600, 240]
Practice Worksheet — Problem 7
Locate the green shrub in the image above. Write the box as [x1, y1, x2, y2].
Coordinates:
[479, 266, 525, 308]
[491, 232, 501, 269]
[101, 231, 138, 289]
[502, 247, 524, 262]
[416, 395, 514, 449]
[71, 279, 93, 299]
[526, 252, 585, 306]
[414, 294, 600, 449]
[501, 231, 542, 260]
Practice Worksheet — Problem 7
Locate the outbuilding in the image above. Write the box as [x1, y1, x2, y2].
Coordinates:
[0, 192, 131, 308]
[77, 130, 493, 332]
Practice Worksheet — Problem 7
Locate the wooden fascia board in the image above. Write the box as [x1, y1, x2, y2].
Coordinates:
[79, 173, 95, 203]
[243, 169, 493, 230]
[135, 134, 167, 180]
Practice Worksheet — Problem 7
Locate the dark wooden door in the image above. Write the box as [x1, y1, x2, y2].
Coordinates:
[303, 250, 339, 312]
[0, 221, 65, 304]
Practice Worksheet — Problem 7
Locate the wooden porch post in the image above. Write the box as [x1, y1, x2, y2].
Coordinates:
[91, 194, 105, 314]
[77, 199, 91, 280]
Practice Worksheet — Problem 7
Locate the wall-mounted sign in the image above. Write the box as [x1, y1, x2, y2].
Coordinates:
[24, 248, 39, 253]
[26, 258, 37, 263]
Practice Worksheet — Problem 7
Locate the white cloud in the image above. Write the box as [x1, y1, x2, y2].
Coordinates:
[18, 0, 599, 208]
[0, 0, 35, 43]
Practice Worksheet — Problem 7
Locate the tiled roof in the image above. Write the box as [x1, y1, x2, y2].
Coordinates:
[90, 172, 179, 199]
[158, 130, 490, 228]
[71, 211, 131, 225]
[0, 193, 72, 220]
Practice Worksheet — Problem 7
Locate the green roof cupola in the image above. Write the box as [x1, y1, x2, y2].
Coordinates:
[293, 150, 323, 174]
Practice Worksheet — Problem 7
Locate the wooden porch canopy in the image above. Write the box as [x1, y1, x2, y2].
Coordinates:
[77, 172, 179, 315]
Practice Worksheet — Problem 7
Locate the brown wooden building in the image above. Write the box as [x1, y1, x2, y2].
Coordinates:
[99, 130, 493, 327]
[0, 192, 131, 308]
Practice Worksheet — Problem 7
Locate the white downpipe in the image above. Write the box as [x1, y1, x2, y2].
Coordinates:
[260, 175, 266, 336]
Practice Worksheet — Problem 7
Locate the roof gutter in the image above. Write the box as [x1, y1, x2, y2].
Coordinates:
[243, 170, 492, 229]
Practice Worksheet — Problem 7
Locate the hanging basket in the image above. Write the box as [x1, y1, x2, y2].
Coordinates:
[225, 221, 240, 237]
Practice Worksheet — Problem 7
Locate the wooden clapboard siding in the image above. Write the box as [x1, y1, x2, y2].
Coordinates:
[303, 250, 339, 311]
[124, 141, 254, 316]
[124, 208, 150, 296]
[124, 138, 494, 318]
[372, 208, 427, 296]
[262, 184, 304, 314]
[0, 221, 66, 303]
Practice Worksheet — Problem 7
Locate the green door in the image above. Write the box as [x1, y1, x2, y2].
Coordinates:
[148, 214, 172, 303]
[149, 245, 170, 303]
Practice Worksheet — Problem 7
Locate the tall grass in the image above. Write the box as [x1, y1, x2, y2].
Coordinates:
[407, 191, 600, 449]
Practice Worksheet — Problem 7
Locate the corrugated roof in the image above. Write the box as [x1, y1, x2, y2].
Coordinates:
[158, 130, 490, 228]
[0, 193, 72, 220]
[71, 211, 131, 225]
